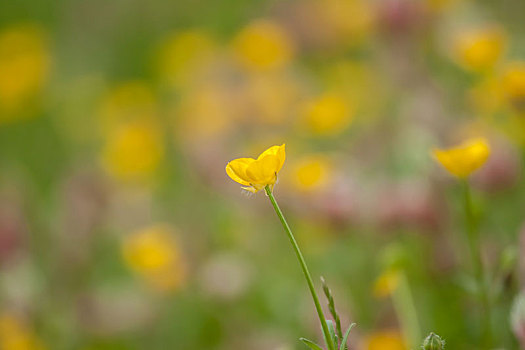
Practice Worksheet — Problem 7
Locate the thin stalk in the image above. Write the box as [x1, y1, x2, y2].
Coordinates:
[265, 185, 336, 350]
[462, 180, 492, 348]
[391, 271, 421, 348]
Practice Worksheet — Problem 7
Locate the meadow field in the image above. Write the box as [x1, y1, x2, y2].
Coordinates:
[1, 0, 525, 349]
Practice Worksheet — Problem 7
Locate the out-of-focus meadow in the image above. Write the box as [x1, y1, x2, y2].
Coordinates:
[1, 0, 525, 349]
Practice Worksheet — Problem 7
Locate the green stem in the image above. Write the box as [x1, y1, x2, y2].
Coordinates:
[462, 180, 492, 348]
[391, 271, 421, 348]
[265, 185, 336, 350]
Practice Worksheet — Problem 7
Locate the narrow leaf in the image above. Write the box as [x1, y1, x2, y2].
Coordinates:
[339, 323, 356, 350]
[300, 337, 323, 350]
[327, 319, 338, 347]
[321, 276, 343, 340]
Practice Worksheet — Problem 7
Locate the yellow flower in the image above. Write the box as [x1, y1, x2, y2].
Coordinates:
[102, 120, 164, 182]
[373, 269, 400, 298]
[501, 61, 525, 110]
[233, 19, 294, 71]
[290, 155, 334, 192]
[432, 137, 491, 178]
[226, 144, 286, 193]
[426, 0, 458, 13]
[454, 26, 506, 72]
[362, 330, 407, 350]
[301, 93, 353, 135]
[0, 24, 51, 121]
[320, 0, 375, 45]
[0, 313, 46, 350]
[122, 225, 185, 292]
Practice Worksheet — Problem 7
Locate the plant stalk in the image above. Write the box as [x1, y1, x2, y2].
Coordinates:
[265, 185, 336, 350]
[391, 271, 421, 348]
[462, 180, 492, 348]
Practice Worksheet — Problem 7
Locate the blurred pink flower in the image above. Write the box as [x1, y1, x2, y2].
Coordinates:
[376, 181, 445, 232]
[473, 139, 520, 192]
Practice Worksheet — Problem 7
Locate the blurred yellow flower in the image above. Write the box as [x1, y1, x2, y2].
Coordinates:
[302, 93, 353, 135]
[321, 0, 375, 44]
[362, 330, 407, 350]
[290, 155, 334, 192]
[0, 24, 50, 121]
[454, 26, 506, 72]
[426, 0, 459, 13]
[0, 313, 45, 350]
[226, 144, 286, 193]
[233, 19, 294, 71]
[98, 81, 157, 132]
[122, 225, 185, 292]
[157, 29, 216, 87]
[432, 137, 491, 178]
[373, 269, 400, 298]
[502, 61, 525, 110]
[102, 120, 164, 182]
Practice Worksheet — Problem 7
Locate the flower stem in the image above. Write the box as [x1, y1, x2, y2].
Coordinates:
[391, 271, 421, 348]
[265, 185, 337, 350]
[462, 180, 492, 348]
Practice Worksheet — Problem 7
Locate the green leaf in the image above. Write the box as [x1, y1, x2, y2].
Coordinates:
[321, 276, 343, 340]
[300, 337, 323, 350]
[327, 320, 338, 347]
[339, 323, 356, 350]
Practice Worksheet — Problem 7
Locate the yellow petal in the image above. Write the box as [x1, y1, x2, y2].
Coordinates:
[246, 155, 280, 184]
[226, 158, 255, 185]
[432, 137, 490, 178]
[257, 144, 286, 172]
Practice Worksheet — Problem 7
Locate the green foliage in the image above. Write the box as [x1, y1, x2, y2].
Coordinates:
[300, 338, 324, 350]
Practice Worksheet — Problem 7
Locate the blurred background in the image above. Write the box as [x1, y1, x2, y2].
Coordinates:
[0, 0, 525, 349]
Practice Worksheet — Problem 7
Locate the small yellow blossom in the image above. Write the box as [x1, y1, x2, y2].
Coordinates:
[454, 26, 506, 72]
[0, 24, 51, 120]
[102, 120, 164, 182]
[320, 0, 375, 45]
[362, 330, 407, 350]
[0, 313, 45, 350]
[501, 61, 525, 110]
[226, 144, 286, 193]
[426, 0, 458, 13]
[432, 137, 491, 178]
[122, 225, 185, 292]
[233, 19, 294, 71]
[302, 93, 353, 135]
[373, 269, 401, 298]
[290, 155, 334, 192]
[157, 29, 216, 87]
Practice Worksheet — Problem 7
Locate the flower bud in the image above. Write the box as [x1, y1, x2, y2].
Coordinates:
[422, 332, 445, 350]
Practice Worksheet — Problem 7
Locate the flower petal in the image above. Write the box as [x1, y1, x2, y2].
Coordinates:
[432, 137, 490, 178]
[275, 144, 286, 172]
[246, 155, 280, 185]
[257, 144, 286, 172]
[226, 158, 255, 185]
